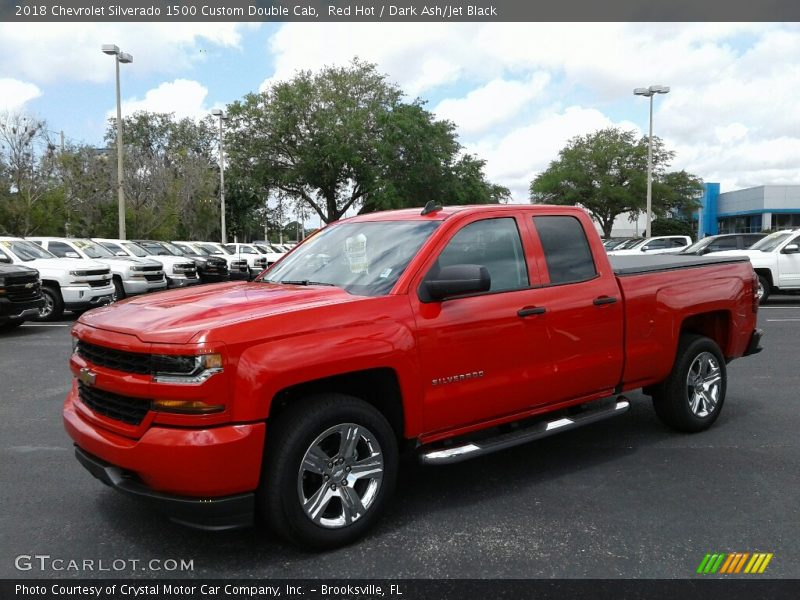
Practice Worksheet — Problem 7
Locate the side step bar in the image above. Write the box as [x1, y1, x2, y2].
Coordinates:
[419, 397, 630, 466]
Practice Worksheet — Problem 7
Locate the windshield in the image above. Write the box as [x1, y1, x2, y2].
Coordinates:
[750, 232, 792, 252]
[0, 239, 56, 261]
[263, 220, 440, 297]
[197, 243, 229, 255]
[175, 242, 207, 256]
[139, 241, 179, 256]
[681, 238, 713, 254]
[73, 239, 114, 258]
[122, 242, 148, 257]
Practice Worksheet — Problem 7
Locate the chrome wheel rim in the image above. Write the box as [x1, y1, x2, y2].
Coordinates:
[39, 291, 54, 318]
[297, 423, 384, 529]
[686, 352, 722, 418]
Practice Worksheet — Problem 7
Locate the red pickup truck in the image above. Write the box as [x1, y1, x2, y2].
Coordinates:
[64, 205, 762, 549]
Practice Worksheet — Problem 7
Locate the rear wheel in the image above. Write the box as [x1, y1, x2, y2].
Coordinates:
[652, 334, 726, 432]
[756, 273, 770, 304]
[259, 394, 398, 550]
[35, 284, 64, 321]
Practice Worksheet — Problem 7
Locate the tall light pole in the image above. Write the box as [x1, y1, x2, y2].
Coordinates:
[633, 84, 669, 238]
[211, 109, 228, 244]
[102, 44, 133, 240]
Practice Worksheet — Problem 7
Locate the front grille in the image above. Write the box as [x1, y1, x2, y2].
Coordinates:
[77, 340, 151, 374]
[77, 381, 150, 425]
[84, 269, 109, 277]
[77, 340, 199, 376]
[141, 265, 161, 272]
[88, 279, 110, 288]
[144, 273, 164, 282]
[5, 274, 42, 302]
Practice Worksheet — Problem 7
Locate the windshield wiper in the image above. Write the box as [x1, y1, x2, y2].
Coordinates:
[273, 279, 337, 287]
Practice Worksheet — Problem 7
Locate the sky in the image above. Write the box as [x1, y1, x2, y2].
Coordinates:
[2, 22, 800, 209]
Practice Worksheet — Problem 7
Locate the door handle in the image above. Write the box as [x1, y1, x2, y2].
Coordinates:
[518, 306, 546, 317]
[593, 296, 618, 306]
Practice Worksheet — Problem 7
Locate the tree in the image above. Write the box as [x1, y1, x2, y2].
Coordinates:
[651, 217, 695, 238]
[0, 112, 62, 235]
[227, 59, 507, 224]
[529, 128, 702, 238]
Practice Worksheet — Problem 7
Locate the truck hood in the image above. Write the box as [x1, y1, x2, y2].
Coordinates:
[27, 257, 108, 273]
[78, 281, 359, 343]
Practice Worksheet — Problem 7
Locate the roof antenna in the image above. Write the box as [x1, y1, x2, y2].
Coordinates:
[420, 200, 442, 216]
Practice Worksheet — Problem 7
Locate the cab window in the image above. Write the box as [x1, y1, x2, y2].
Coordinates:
[533, 216, 597, 285]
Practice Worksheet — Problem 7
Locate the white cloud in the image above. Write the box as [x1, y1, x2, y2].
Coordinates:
[434, 73, 549, 136]
[0, 78, 42, 112]
[110, 79, 214, 121]
[0, 23, 258, 84]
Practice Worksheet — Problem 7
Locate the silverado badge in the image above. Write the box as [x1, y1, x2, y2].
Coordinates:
[78, 368, 96, 386]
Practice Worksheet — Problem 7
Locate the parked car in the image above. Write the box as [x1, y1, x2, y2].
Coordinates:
[602, 237, 636, 251]
[160, 241, 230, 283]
[676, 233, 767, 256]
[252, 242, 285, 265]
[223, 243, 268, 277]
[28, 237, 166, 300]
[0, 237, 113, 321]
[65, 205, 761, 549]
[714, 229, 800, 303]
[607, 235, 692, 256]
[0, 257, 45, 329]
[188, 242, 250, 280]
[94, 238, 199, 289]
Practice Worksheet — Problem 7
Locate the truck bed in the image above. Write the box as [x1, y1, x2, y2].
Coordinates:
[609, 254, 750, 276]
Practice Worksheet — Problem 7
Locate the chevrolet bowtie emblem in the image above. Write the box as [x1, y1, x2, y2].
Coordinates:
[78, 367, 96, 386]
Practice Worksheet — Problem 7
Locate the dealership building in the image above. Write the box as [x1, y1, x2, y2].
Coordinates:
[696, 184, 800, 238]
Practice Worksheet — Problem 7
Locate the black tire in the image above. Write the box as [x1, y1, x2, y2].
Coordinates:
[112, 276, 126, 301]
[259, 394, 398, 550]
[652, 334, 727, 433]
[35, 284, 64, 321]
[756, 273, 770, 304]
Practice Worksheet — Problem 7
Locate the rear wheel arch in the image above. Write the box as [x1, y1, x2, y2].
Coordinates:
[679, 310, 732, 358]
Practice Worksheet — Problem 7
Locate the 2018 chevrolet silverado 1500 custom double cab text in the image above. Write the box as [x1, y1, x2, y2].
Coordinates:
[63, 205, 763, 549]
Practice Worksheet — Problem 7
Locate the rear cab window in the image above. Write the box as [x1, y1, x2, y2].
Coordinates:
[532, 216, 597, 285]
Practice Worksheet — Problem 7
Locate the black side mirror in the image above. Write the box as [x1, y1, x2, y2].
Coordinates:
[783, 243, 800, 254]
[421, 264, 491, 302]
[0, 255, 10, 263]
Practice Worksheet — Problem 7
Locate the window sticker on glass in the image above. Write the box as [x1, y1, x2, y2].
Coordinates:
[379, 268, 392, 278]
[345, 233, 369, 274]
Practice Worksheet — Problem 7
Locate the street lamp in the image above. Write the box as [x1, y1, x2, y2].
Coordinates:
[634, 84, 670, 238]
[102, 44, 133, 240]
[211, 109, 228, 244]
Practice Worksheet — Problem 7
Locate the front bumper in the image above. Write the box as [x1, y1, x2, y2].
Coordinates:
[167, 275, 200, 289]
[63, 392, 264, 529]
[62, 285, 114, 311]
[74, 446, 254, 530]
[0, 297, 45, 322]
[122, 278, 167, 295]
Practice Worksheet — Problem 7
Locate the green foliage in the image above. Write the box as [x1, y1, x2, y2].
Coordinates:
[227, 59, 507, 223]
[530, 127, 702, 237]
[651, 217, 695, 238]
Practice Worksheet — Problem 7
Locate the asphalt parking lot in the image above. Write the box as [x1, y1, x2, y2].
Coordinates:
[1, 296, 798, 579]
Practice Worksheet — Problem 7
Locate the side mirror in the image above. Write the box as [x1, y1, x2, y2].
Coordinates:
[65, 251, 81, 259]
[641, 246, 650, 252]
[0, 255, 10, 263]
[783, 244, 800, 254]
[421, 264, 491, 302]
[116, 251, 127, 256]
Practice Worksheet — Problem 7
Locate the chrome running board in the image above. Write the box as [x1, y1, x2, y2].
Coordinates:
[419, 397, 630, 465]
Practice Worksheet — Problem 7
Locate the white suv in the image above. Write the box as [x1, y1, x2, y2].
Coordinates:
[28, 237, 167, 300]
[0, 237, 114, 320]
[93, 238, 199, 289]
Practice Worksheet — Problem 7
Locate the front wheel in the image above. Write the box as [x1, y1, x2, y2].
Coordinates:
[652, 334, 727, 432]
[259, 394, 398, 550]
[35, 285, 64, 321]
[756, 274, 770, 304]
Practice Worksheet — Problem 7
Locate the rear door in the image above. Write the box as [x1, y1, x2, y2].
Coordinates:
[526, 215, 625, 402]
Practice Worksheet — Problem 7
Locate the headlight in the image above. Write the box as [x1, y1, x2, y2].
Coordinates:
[152, 352, 223, 384]
[69, 270, 86, 277]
